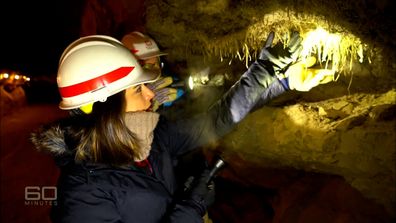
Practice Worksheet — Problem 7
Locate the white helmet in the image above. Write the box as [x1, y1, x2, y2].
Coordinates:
[121, 31, 167, 60]
[57, 35, 160, 110]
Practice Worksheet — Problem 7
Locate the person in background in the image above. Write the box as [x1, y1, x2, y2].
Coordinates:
[31, 31, 333, 222]
[122, 31, 184, 112]
[121, 31, 167, 71]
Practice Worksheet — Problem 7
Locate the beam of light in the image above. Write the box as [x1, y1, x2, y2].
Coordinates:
[301, 27, 341, 71]
[299, 27, 364, 74]
[188, 76, 194, 90]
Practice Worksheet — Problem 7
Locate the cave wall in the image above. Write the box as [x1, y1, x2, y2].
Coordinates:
[78, 0, 396, 218]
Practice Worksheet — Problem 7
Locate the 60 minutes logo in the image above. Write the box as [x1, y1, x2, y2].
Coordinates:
[24, 186, 58, 206]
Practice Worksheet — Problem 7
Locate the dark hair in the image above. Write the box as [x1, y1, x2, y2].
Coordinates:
[73, 91, 140, 166]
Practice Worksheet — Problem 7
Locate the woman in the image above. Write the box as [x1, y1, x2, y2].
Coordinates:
[31, 32, 318, 223]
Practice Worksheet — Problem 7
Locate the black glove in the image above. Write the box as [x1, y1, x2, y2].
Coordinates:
[258, 31, 303, 87]
[184, 169, 216, 216]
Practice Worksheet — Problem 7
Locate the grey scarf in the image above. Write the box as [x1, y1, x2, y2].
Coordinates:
[124, 111, 160, 161]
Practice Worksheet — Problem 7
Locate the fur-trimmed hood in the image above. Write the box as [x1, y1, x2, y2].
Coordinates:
[30, 122, 75, 166]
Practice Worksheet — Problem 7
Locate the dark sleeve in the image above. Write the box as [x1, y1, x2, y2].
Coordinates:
[166, 60, 287, 157]
[51, 185, 122, 223]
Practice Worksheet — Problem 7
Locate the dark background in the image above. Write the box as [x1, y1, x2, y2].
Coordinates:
[0, 1, 83, 77]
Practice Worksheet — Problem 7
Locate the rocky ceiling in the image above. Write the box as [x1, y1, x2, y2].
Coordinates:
[79, 0, 395, 220]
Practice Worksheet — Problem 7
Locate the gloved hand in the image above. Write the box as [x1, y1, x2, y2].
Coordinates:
[147, 76, 184, 111]
[259, 31, 303, 81]
[286, 56, 335, 91]
[185, 169, 216, 216]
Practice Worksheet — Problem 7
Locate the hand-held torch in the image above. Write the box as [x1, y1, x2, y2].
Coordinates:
[205, 157, 226, 185]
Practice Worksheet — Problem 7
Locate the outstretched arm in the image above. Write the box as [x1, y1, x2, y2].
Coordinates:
[165, 32, 303, 157]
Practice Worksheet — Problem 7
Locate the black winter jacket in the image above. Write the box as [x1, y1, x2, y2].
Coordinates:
[31, 60, 287, 223]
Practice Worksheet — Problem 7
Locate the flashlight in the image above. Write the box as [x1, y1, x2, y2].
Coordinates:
[205, 157, 226, 185]
[170, 76, 195, 89]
